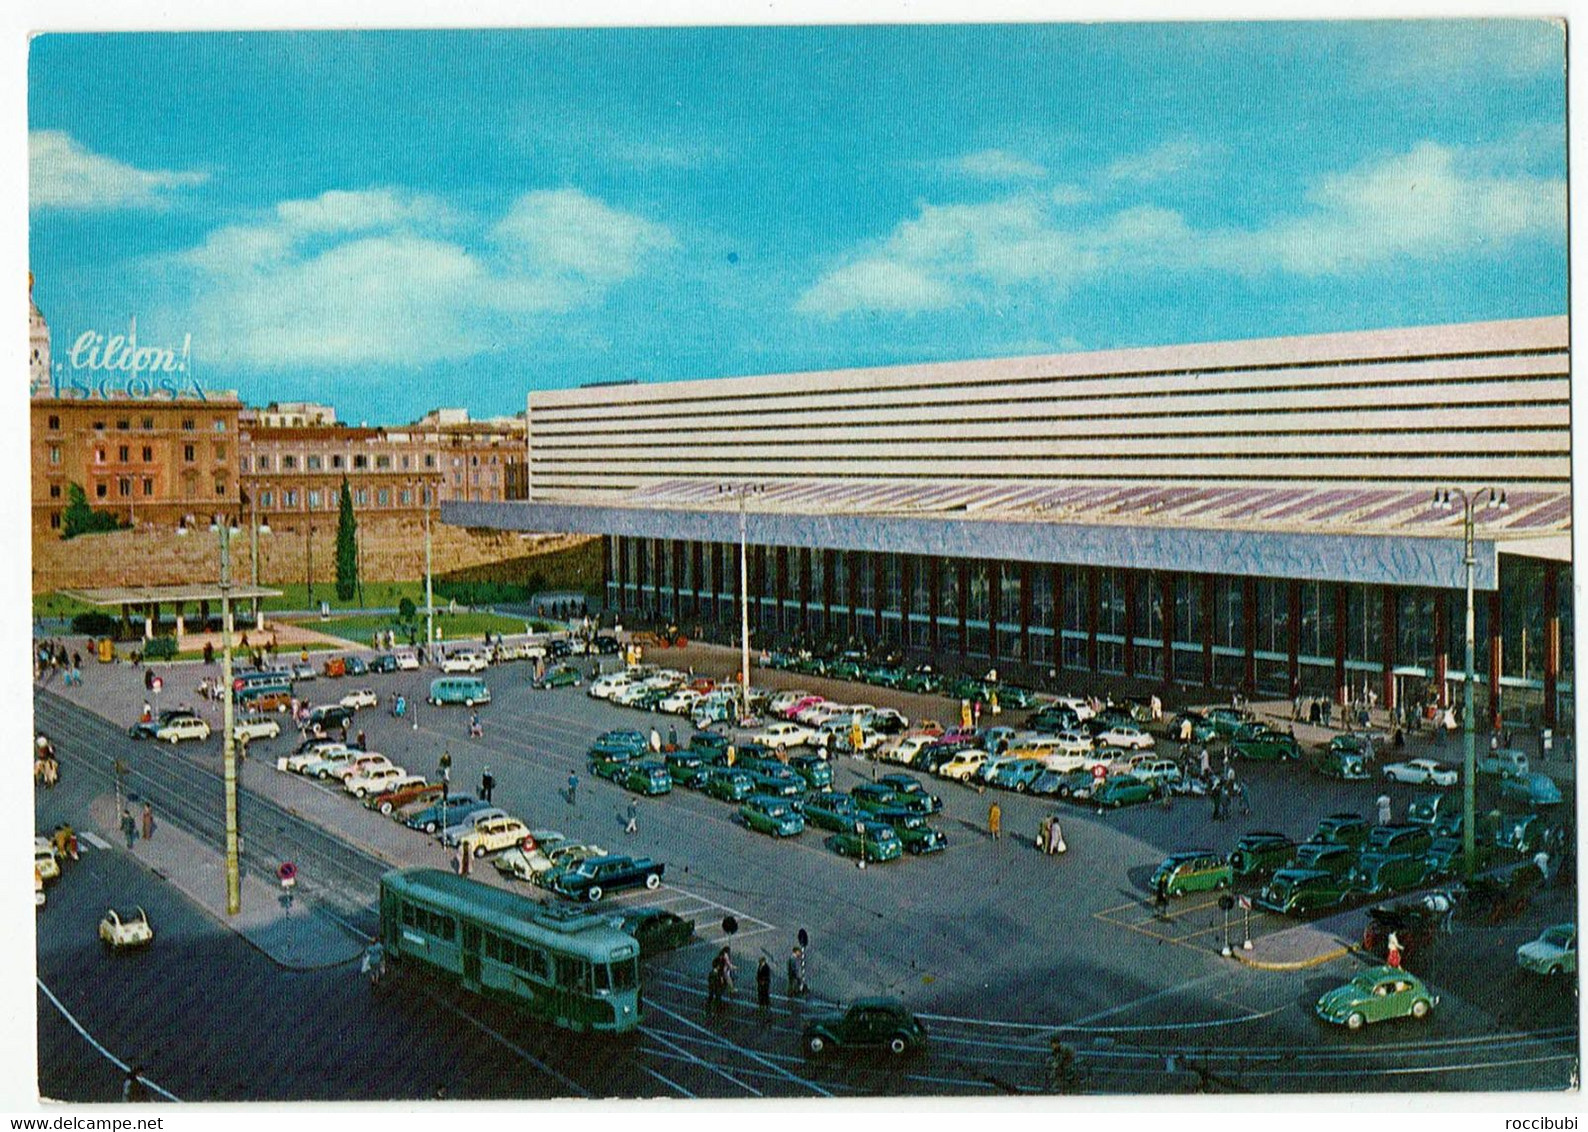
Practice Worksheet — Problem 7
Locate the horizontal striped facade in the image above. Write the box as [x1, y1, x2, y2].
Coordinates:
[526, 317, 1570, 495]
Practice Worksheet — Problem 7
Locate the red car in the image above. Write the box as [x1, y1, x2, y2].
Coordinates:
[782, 695, 826, 720]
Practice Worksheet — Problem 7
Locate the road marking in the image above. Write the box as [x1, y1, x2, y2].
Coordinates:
[37, 978, 182, 1102]
[637, 1024, 762, 1096]
[417, 986, 591, 1098]
[79, 831, 111, 850]
[642, 997, 833, 1097]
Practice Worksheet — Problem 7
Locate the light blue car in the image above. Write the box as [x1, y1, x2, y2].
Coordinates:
[985, 759, 1045, 793]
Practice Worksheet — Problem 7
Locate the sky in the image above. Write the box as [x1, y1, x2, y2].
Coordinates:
[26, 22, 1568, 424]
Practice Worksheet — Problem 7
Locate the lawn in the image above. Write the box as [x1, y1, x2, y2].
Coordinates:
[301, 610, 543, 646]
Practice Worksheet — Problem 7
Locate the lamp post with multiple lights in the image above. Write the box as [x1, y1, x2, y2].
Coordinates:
[718, 483, 764, 722]
[1432, 486, 1508, 878]
[212, 514, 242, 915]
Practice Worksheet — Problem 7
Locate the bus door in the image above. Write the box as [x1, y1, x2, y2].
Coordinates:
[460, 922, 481, 990]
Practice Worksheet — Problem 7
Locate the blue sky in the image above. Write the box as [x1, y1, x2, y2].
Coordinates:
[27, 22, 1567, 423]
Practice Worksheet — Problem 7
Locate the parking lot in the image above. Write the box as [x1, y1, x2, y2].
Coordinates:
[35, 637, 1578, 1093]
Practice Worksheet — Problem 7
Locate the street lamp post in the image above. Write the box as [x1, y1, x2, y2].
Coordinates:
[247, 490, 270, 628]
[424, 482, 435, 653]
[213, 516, 242, 915]
[718, 483, 763, 722]
[1432, 486, 1508, 878]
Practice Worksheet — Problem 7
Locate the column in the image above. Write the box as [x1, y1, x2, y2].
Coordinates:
[672, 540, 685, 623]
[1242, 577, 1256, 695]
[988, 561, 1002, 669]
[691, 541, 704, 621]
[1086, 567, 1099, 673]
[753, 545, 768, 633]
[928, 556, 941, 655]
[615, 535, 628, 617]
[1019, 561, 1033, 666]
[1287, 580, 1302, 697]
[1161, 572, 1177, 687]
[872, 551, 885, 638]
[1544, 561, 1560, 729]
[1488, 588, 1503, 729]
[1052, 564, 1064, 675]
[846, 550, 861, 641]
[1122, 569, 1137, 679]
[900, 555, 914, 650]
[823, 549, 837, 639]
[175, 605, 186, 643]
[1382, 584, 1397, 710]
[957, 560, 969, 661]
[1434, 590, 1449, 709]
[652, 537, 665, 616]
[1202, 575, 1216, 689]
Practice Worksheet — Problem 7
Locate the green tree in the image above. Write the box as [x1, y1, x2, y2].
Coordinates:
[61, 482, 127, 539]
[335, 477, 358, 601]
[398, 596, 417, 622]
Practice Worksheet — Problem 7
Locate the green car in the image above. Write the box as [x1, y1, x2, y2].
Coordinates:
[1256, 868, 1358, 915]
[802, 792, 864, 832]
[871, 808, 947, 855]
[532, 663, 583, 689]
[899, 669, 941, 694]
[1313, 747, 1369, 781]
[590, 754, 637, 782]
[689, 731, 731, 758]
[803, 998, 927, 1057]
[851, 783, 902, 813]
[617, 908, 697, 957]
[1517, 924, 1576, 978]
[1092, 775, 1156, 808]
[1232, 728, 1301, 761]
[1349, 850, 1434, 897]
[1315, 967, 1438, 1030]
[701, 768, 756, 802]
[739, 794, 806, 837]
[1207, 708, 1251, 738]
[1288, 841, 1358, 878]
[1228, 832, 1298, 877]
[590, 730, 648, 760]
[746, 767, 805, 798]
[877, 774, 943, 815]
[618, 760, 673, 797]
[788, 753, 834, 791]
[1423, 836, 1497, 879]
[860, 664, 904, 687]
[1309, 812, 1371, 848]
[1152, 850, 1233, 896]
[825, 821, 904, 862]
[665, 750, 720, 787]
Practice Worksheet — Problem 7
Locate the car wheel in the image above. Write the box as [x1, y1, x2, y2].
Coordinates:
[1058, 786, 1072, 799]
[1015, 781, 1028, 793]
[646, 873, 661, 890]
[1346, 1012, 1365, 1031]
[423, 821, 438, 834]
[1169, 886, 1182, 898]
[806, 1034, 826, 1056]
[1411, 999, 1430, 1019]
[465, 699, 474, 708]
[887, 1035, 909, 1055]
[355, 787, 367, 798]
[1215, 878, 1230, 890]
[586, 886, 603, 903]
[474, 845, 489, 858]
[1547, 964, 1564, 977]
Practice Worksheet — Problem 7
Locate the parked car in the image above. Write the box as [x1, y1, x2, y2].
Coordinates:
[1288, 841, 1359, 878]
[307, 704, 356, 733]
[1257, 868, 1358, 915]
[739, 795, 806, 837]
[1498, 772, 1563, 808]
[441, 651, 489, 674]
[129, 708, 201, 740]
[1315, 967, 1437, 1030]
[657, 687, 702, 712]
[983, 759, 1046, 793]
[458, 816, 535, 858]
[803, 999, 927, 1057]
[439, 806, 509, 845]
[1092, 775, 1156, 808]
[156, 717, 212, 744]
[877, 774, 942, 814]
[1406, 791, 1460, 828]
[233, 716, 281, 743]
[824, 822, 904, 863]
[1477, 747, 1530, 778]
[1228, 832, 1298, 877]
[800, 792, 864, 832]
[1231, 728, 1301, 761]
[99, 907, 154, 950]
[393, 650, 420, 670]
[1517, 923, 1576, 977]
[870, 808, 946, 854]
[1151, 850, 1232, 896]
[1095, 724, 1154, 750]
[616, 760, 674, 797]
[532, 664, 583, 689]
[339, 688, 379, 711]
[1423, 835, 1498, 879]
[368, 654, 399, 673]
[615, 908, 697, 957]
[345, 765, 424, 799]
[1313, 746, 1370, 781]
[1349, 851, 1436, 898]
[1309, 812, 1372, 848]
[329, 752, 393, 785]
[787, 753, 834, 792]
[1206, 707, 1251, 737]
[664, 750, 720, 788]
[701, 768, 756, 802]
[1361, 825, 1433, 858]
[1382, 758, 1458, 787]
[286, 745, 353, 776]
[549, 855, 664, 902]
[590, 730, 649, 760]
[936, 750, 989, 782]
[366, 779, 443, 816]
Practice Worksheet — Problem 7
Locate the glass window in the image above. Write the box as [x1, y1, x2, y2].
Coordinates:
[142, 416, 154, 430]
[376, 455, 392, 469]
[181, 419, 195, 431]
[378, 489, 389, 506]
[966, 561, 989, 622]
[1173, 575, 1200, 645]
[256, 455, 270, 471]
[282, 455, 297, 469]
[48, 483, 59, 499]
[49, 512, 60, 529]
[183, 444, 195, 462]
[116, 419, 129, 431]
[306, 455, 322, 471]
[611, 957, 638, 990]
[1098, 568, 1125, 637]
[46, 415, 59, 430]
[48, 445, 60, 465]
[261, 491, 273, 507]
[1140, 570, 1163, 643]
[118, 478, 130, 497]
[331, 454, 343, 469]
[1215, 578, 1244, 650]
[212, 418, 226, 432]
[308, 490, 321, 509]
[1346, 585, 1383, 664]
[95, 482, 107, 499]
[214, 443, 226, 462]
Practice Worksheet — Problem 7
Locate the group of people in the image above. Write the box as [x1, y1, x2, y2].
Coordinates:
[119, 802, 156, 849]
[35, 639, 82, 685]
[34, 735, 60, 788]
[707, 943, 808, 1013]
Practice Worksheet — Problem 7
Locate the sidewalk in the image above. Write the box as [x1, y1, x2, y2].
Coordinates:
[87, 791, 366, 971]
[1231, 905, 1358, 971]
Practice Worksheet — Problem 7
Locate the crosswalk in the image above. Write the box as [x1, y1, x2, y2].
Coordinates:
[606, 882, 779, 947]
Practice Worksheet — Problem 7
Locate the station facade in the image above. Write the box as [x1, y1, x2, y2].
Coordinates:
[447, 316, 1573, 731]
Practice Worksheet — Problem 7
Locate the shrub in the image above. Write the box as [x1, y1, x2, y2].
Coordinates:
[398, 596, 417, 622]
[144, 636, 178, 661]
[71, 611, 118, 637]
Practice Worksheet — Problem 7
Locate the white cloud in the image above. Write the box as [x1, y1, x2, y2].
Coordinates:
[1105, 137, 1208, 183]
[165, 186, 675, 368]
[944, 149, 1047, 181]
[30, 129, 208, 210]
[797, 138, 1564, 318]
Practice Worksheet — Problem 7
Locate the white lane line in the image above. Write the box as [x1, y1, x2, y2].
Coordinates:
[641, 998, 833, 1098]
[417, 986, 592, 1098]
[79, 832, 111, 850]
[37, 978, 182, 1102]
[635, 1061, 697, 1098]
[637, 1024, 763, 1097]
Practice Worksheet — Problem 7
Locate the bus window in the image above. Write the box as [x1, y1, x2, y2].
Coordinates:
[593, 964, 611, 991]
[556, 955, 590, 994]
[532, 949, 549, 980]
[611, 958, 638, 991]
[401, 903, 416, 927]
[433, 914, 455, 942]
[483, 933, 500, 961]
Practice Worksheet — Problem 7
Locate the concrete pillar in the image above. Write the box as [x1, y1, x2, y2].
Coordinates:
[1086, 567, 1099, 673]
[927, 556, 941, 655]
[956, 560, 969, 660]
[1488, 587, 1503, 729]
[1202, 575, 1216, 689]
[900, 554, 913, 650]
[1434, 592, 1449, 709]
[1543, 561, 1559, 729]
[1334, 583, 1349, 706]
[1122, 569, 1137, 679]
[1382, 585, 1398, 710]
[1287, 579, 1301, 697]
[1162, 572, 1177, 687]
[1242, 577, 1256, 695]
[1019, 561, 1033, 666]
[988, 560, 1002, 668]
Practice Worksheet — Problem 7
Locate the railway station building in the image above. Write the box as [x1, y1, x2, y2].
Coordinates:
[447, 316, 1573, 733]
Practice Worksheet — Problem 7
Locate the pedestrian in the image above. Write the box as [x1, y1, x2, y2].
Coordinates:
[456, 842, 471, 876]
[649, 727, 662, 754]
[1236, 779, 1252, 816]
[787, 945, 808, 997]
[1198, 747, 1210, 777]
[1037, 814, 1051, 852]
[716, 946, 736, 995]
[120, 808, 137, 849]
[355, 729, 366, 751]
[988, 800, 1002, 841]
[480, 766, 494, 803]
[1154, 874, 1170, 920]
[1534, 848, 1551, 883]
[567, 772, 579, 806]
[1046, 815, 1066, 855]
[667, 724, 678, 751]
[706, 963, 724, 1012]
[625, 800, 639, 835]
[144, 668, 154, 692]
[1386, 931, 1403, 970]
[972, 699, 982, 727]
[140, 802, 155, 842]
[439, 750, 452, 783]
[1376, 794, 1392, 825]
[1180, 717, 1193, 743]
[756, 957, 772, 1009]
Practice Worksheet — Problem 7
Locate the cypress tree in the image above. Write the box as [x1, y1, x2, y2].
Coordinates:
[335, 476, 358, 601]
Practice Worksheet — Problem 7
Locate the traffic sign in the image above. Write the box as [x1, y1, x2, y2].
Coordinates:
[1237, 894, 1252, 910]
[1091, 763, 1107, 780]
[278, 862, 297, 888]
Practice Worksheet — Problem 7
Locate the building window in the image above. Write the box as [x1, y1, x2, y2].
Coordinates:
[283, 490, 297, 507]
[214, 443, 226, 461]
[353, 455, 368, 469]
[94, 448, 106, 464]
[183, 444, 195, 462]
[95, 482, 107, 498]
[142, 416, 154, 430]
[91, 421, 105, 431]
[282, 455, 297, 470]
[308, 489, 321, 508]
[424, 454, 436, 468]
[48, 445, 61, 465]
[49, 512, 61, 529]
[118, 478, 131, 498]
[117, 419, 130, 431]
[356, 489, 368, 505]
[306, 455, 322, 471]
[182, 418, 195, 431]
[331, 454, 344, 469]
[401, 455, 411, 469]
[142, 446, 153, 462]
[48, 483, 60, 499]
[256, 455, 270, 471]
[215, 478, 227, 497]
[240, 456, 250, 472]
[453, 457, 461, 468]
[213, 419, 226, 432]
[261, 491, 273, 508]
[375, 455, 391, 469]
[46, 415, 60, 431]
[142, 478, 153, 496]
[118, 445, 129, 462]
[400, 489, 412, 505]
[377, 488, 389, 506]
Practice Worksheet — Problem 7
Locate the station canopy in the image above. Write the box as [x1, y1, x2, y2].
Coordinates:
[61, 584, 283, 607]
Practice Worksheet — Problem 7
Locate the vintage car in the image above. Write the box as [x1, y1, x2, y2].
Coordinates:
[1382, 758, 1458, 787]
[1423, 835, 1498, 879]
[156, 717, 212, 744]
[233, 716, 282, 743]
[1308, 812, 1372, 848]
[1092, 774, 1156, 808]
[803, 998, 927, 1057]
[339, 688, 379, 711]
[664, 750, 719, 788]
[403, 795, 485, 834]
[439, 806, 510, 845]
[983, 759, 1047, 793]
[330, 753, 394, 785]
[936, 749, 989, 782]
[787, 753, 834, 792]
[870, 808, 947, 855]
[1151, 850, 1233, 896]
[365, 779, 443, 816]
[1498, 773, 1564, 808]
[877, 774, 942, 814]
[1228, 831, 1299, 877]
[616, 760, 674, 796]
[824, 822, 904, 863]
[850, 783, 902, 813]
[1315, 967, 1437, 1030]
[368, 653, 400, 673]
[590, 730, 650, 761]
[531, 663, 584, 690]
[739, 795, 807, 837]
[701, 768, 756, 802]
[752, 722, 817, 751]
[1256, 868, 1358, 916]
[1206, 707, 1252, 738]
[549, 855, 664, 902]
[129, 708, 201, 740]
[1406, 792, 1462, 829]
[34, 838, 60, 883]
[1362, 902, 1440, 964]
[1348, 850, 1436, 898]
[800, 792, 864, 833]
[1094, 724, 1155, 750]
[1517, 923, 1576, 977]
[615, 908, 697, 957]
[458, 815, 534, 858]
[1361, 824, 1434, 859]
[1231, 728, 1301, 762]
[1288, 841, 1359, 878]
[440, 651, 489, 674]
[99, 907, 154, 950]
[1313, 746, 1370, 781]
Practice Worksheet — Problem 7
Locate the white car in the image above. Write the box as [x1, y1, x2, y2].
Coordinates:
[34, 838, 60, 882]
[283, 743, 350, 774]
[345, 765, 423, 798]
[393, 651, 420, 670]
[1382, 758, 1459, 786]
[936, 749, 989, 782]
[339, 688, 379, 711]
[659, 688, 704, 714]
[157, 717, 212, 744]
[1052, 731, 1098, 754]
[457, 816, 533, 858]
[1095, 725, 1154, 751]
[751, 721, 816, 750]
[331, 753, 394, 784]
[439, 807, 510, 845]
[589, 673, 637, 700]
[233, 716, 282, 743]
[880, 734, 937, 765]
[441, 652, 488, 674]
[797, 702, 846, 727]
[1517, 924, 1576, 977]
[99, 907, 153, 949]
[1052, 697, 1096, 722]
[768, 690, 812, 716]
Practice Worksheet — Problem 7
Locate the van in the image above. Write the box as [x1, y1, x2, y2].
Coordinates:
[1478, 748, 1530, 779]
[1151, 850, 1232, 897]
[428, 676, 491, 707]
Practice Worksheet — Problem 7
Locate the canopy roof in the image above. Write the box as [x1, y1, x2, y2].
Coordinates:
[61, 584, 283, 607]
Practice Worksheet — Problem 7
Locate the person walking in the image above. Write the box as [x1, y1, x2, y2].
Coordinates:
[1386, 931, 1403, 970]
[625, 800, 639, 835]
[716, 946, 736, 995]
[1235, 779, 1252, 817]
[140, 802, 155, 842]
[649, 727, 662, 755]
[787, 945, 808, 997]
[1037, 814, 1051, 852]
[988, 800, 1002, 841]
[1376, 794, 1393, 826]
[706, 962, 725, 1012]
[756, 957, 772, 1009]
[120, 808, 137, 849]
[480, 767, 495, 804]
[567, 772, 579, 807]
[1210, 779, 1225, 821]
[1154, 874, 1170, 920]
[1046, 815, 1066, 855]
[438, 750, 452, 784]
[667, 724, 678, 751]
